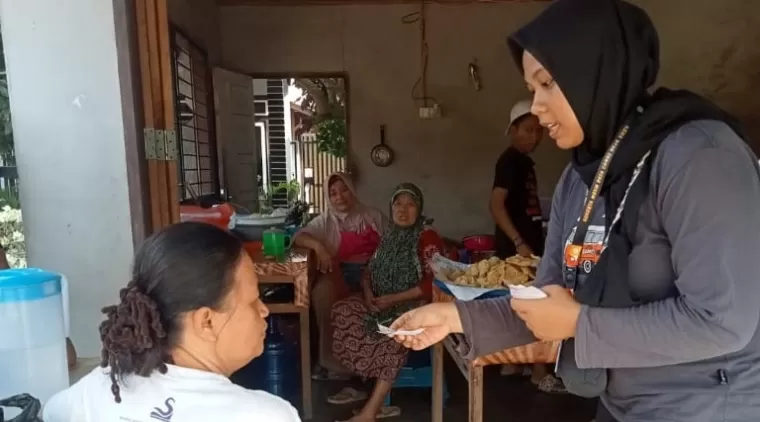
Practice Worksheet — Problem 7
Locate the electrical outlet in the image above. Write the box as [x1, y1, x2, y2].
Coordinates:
[418, 104, 441, 119]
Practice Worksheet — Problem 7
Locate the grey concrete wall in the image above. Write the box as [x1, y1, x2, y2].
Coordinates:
[0, 0, 137, 357]
[219, 0, 760, 238]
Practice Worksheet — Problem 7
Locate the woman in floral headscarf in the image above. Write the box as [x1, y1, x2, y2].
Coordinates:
[328, 183, 443, 421]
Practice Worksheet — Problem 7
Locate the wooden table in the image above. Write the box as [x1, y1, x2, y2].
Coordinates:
[430, 286, 560, 422]
[245, 244, 314, 420]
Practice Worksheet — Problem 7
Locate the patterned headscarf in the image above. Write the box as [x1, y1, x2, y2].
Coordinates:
[365, 183, 426, 330]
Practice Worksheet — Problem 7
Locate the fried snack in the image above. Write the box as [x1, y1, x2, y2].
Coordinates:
[443, 254, 541, 289]
[486, 270, 502, 286]
[455, 275, 471, 285]
[448, 269, 465, 280]
[487, 256, 502, 265]
[477, 259, 490, 276]
[517, 265, 537, 279]
[502, 263, 530, 285]
[505, 254, 541, 268]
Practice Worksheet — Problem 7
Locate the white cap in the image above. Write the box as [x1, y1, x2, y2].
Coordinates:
[505, 99, 533, 134]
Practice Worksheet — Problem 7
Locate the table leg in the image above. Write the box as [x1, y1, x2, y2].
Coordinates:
[300, 308, 313, 419]
[432, 342, 444, 422]
[468, 365, 483, 422]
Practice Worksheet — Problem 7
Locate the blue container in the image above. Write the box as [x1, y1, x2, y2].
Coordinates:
[230, 316, 299, 405]
[0, 269, 71, 418]
[340, 262, 365, 293]
[457, 248, 472, 264]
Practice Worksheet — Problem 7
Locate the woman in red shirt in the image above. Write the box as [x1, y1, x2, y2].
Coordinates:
[293, 172, 387, 381]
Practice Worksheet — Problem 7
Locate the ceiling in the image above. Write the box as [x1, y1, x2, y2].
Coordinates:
[216, 0, 549, 5]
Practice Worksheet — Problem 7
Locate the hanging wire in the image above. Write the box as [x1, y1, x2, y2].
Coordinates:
[402, 1, 438, 107]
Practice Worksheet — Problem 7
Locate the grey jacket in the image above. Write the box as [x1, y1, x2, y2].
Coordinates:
[455, 120, 760, 422]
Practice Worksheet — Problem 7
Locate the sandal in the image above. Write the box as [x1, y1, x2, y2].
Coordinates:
[535, 374, 568, 394]
[377, 406, 402, 419]
[352, 406, 402, 419]
[327, 387, 368, 405]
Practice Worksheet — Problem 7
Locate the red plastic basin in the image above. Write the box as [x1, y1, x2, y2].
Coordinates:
[462, 234, 495, 252]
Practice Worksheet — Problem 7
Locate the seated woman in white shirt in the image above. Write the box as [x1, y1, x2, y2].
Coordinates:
[43, 222, 301, 422]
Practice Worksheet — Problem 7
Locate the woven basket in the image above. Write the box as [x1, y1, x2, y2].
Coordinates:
[434, 286, 560, 366]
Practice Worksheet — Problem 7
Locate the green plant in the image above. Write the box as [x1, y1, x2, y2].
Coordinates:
[273, 179, 301, 203]
[0, 205, 25, 268]
[0, 189, 19, 209]
[259, 180, 301, 214]
[314, 118, 347, 158]
[292, 77, 347, 159]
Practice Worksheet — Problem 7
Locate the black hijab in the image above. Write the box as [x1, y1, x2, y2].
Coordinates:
[505, 0, 748, 397]
[507, 0, 746, 307]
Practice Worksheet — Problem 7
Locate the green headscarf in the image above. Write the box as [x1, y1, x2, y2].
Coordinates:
[365, 183, 426, 332]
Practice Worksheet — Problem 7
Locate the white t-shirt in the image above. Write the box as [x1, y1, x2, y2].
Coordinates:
[43, 364, 301, 422]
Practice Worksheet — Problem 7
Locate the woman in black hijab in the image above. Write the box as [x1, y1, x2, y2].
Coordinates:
[389, 1, 760, 421]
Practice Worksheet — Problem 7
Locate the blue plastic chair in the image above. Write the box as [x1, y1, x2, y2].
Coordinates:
[383, 349, 449, 406]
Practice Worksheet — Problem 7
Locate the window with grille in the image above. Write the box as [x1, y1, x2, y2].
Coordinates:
[254, 100, 268, 116]
[171, 28, 219, 202]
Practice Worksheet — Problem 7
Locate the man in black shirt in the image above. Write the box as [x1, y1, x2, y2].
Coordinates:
[491, 100, 565, 393]
[490, 99, 545, 259]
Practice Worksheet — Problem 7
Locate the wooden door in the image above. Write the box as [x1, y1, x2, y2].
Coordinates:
[135, 0, 179, 232]
[213, 68, 259, 212]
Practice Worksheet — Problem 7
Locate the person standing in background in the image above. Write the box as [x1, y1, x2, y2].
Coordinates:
[490, 99, 545, 259]
[490, 100, 564, 392]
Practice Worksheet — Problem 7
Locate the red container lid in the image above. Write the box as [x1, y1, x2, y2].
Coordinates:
[461, 235, 495, 252]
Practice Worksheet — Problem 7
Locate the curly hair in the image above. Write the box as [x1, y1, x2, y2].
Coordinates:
[98, 222, 243, 403]
[99, 281, 169, 403]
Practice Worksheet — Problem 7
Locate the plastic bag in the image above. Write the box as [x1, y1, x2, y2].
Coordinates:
[0, 394, 43, 422]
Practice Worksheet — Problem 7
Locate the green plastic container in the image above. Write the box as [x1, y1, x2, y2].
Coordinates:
[262, 227, 287, 258]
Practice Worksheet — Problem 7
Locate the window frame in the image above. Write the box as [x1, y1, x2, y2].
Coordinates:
[169, 26, 220, 204]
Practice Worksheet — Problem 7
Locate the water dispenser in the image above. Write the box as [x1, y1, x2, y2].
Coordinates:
[0, 269, 70, 418]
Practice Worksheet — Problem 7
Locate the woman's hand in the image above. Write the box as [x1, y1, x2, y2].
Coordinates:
[389, 302, 462, 350]
[510, 285, 581, 341]
[315, 245, 333, 273]
[364, 289, 380, 312]
[373, 295, 395, 310]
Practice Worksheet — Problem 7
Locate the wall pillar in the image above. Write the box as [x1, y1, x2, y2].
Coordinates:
[0, 0, 146, 357]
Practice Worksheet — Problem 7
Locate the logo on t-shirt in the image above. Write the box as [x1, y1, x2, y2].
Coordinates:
[150, 398, 176, 422]
[564, 224, 606, 274]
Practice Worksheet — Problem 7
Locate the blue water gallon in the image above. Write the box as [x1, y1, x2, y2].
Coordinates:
[0, 269, 70, 418]
[230, 316, 299, 405]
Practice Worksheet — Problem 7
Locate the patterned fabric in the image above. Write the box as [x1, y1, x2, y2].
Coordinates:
[332, 228, 443, 380]
[245, 244, 311, 307]
[332, 296, 409, 380]
[365, 183, 426, 328]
